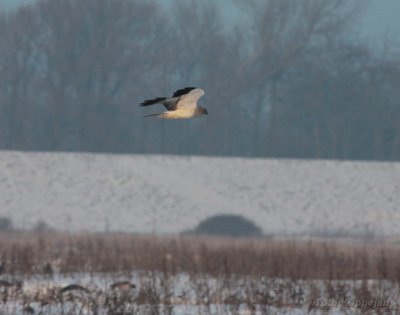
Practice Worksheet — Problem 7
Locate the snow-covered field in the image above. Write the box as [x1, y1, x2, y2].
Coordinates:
[0, 150, 399, 235]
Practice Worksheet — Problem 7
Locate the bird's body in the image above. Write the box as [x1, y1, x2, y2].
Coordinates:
[140, 87, 208, 119]
[157, 107, 201, 119]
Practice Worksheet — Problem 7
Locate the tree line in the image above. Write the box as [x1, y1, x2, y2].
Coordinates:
[0, 0, 399, 160]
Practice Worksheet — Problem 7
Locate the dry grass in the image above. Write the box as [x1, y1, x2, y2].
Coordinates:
[0, 232, 399, 314]
[0, 232, 400, 281]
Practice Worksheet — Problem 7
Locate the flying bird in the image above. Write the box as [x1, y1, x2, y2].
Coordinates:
[140, 87, 208, 119]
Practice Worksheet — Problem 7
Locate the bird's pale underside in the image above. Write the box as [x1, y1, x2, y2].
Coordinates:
[140, 87, 208, 119]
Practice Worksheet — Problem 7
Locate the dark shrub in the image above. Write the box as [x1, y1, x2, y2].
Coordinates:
[33, 219, 52, 233]
[0, 216, 13, 231]
[192, 214, 262, 238]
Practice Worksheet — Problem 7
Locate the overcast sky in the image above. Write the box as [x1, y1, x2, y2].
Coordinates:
[361, 0, 400, 42]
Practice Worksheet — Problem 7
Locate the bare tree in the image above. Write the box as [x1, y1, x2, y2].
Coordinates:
[0, 6, 39, 149]
[233, 0, 364, 155]
[0, 0, 399, 161]
[33, 0, 169, 151]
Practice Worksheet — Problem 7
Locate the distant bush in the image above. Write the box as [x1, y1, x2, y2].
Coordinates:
[32, 219, 52, 233]
[0, 216, 13, 231]
[191, 214, 263, 238]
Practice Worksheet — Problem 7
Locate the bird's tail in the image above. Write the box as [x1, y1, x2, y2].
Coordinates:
[140, 97, 166, 106]
[144, 113, 161, 118]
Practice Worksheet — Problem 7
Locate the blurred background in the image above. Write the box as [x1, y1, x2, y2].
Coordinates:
[1, 3, 400, 314]
[0, 0, 399, 160]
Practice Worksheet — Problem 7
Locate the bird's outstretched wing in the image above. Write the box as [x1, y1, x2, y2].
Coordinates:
[172, 87, 197, 97]
[162, 99, 179, 111]
[176, 88, 205, 109]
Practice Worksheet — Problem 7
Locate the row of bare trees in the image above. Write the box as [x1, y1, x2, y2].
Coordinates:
[0, 0, 399, 160]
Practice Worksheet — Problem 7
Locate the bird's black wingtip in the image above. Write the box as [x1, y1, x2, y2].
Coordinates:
[140, 97, 166, 106]
[172, 87, 197, 97]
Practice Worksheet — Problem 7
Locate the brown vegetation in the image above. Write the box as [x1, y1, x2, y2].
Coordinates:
[0, 232, 399, 314]
[0, 232, 400, 281]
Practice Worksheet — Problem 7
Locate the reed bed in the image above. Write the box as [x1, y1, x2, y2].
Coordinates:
[0, 232, 399, 314]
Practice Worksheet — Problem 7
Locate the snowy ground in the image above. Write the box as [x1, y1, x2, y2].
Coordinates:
[0, 150, 399, 235]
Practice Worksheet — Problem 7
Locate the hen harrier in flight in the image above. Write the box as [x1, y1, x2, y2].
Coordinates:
[140, 87, 208, 119]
